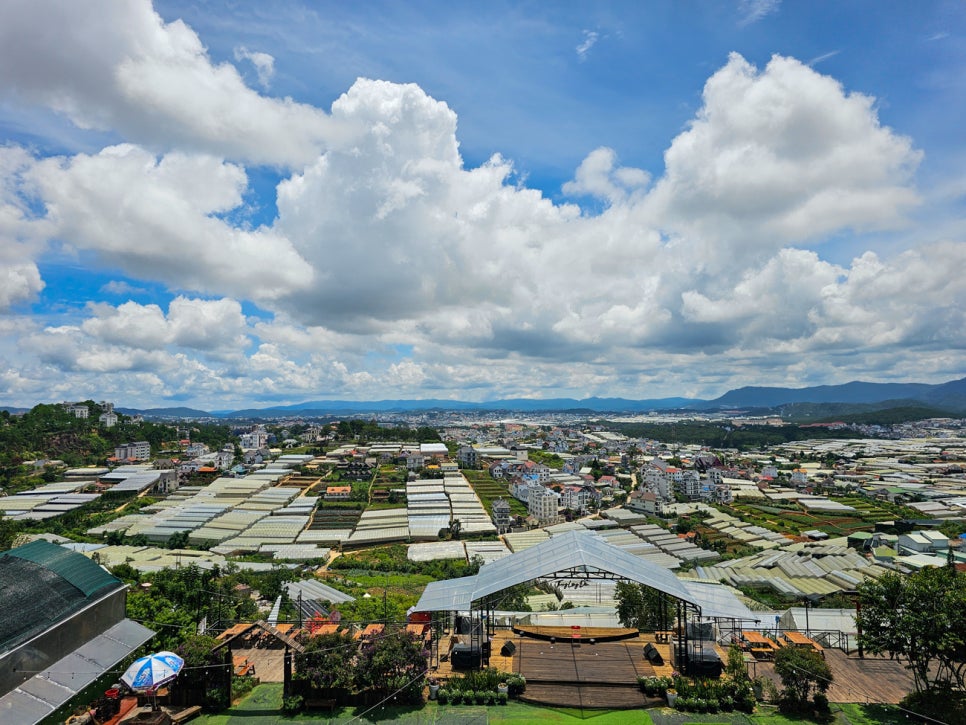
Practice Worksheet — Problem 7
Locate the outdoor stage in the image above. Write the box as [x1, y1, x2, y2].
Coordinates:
[435, 626, 675, 709]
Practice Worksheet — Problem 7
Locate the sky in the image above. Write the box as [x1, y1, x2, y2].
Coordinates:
[0, 0, 964, 410]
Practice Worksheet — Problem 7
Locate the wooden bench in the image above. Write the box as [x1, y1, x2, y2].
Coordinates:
[170, 705, 202, 723]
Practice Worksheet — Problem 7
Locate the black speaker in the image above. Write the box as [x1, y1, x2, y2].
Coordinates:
[451, 644, 482, 669]
[644, 643, 664, 665]
[500, 641, 517, 657]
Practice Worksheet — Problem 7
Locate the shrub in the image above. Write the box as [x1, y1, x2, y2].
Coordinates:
[497, 691, 508, 705]
[437, 689, 449, 705]
[737, 690, 756, 713]
[464, 690, 476, 705]
[506, 674, 526, 696]
[639, 675, 671, 696]
[449, 690, 462, 705]
[814, 692, 830, 713]
[446, 666, 505, 695]
[231, 676, 257, 700]
[282, 695, 303, 715]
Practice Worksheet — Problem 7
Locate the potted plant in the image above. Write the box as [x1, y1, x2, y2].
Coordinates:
[428, 677, 440, 699]
[666, 688, 678, 707]
[497, 681, 509, 696]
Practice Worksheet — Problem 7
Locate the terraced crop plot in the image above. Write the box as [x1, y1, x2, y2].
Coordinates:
[463, 471, 528, 516]
[728, 501, 880, 537]
[308, 506, 362, 530]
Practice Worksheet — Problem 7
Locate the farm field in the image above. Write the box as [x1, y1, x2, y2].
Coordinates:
[723, 501, 890, 538]
[463, 469, 528, 516]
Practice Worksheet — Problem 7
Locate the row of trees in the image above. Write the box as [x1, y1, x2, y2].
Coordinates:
[608, 420, 863, 450]
[112, 563, 300, 650]
[335, 420, 441, 444]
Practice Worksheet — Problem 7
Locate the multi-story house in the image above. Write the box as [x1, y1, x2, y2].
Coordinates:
[457, 446, 480, 469]
[65, 403, 89, 419]
[559, 485, 590, 513]
[492, 497, 512, 532]
[528, 487, 560, 524]
[184, 442, 210, 458]
[677, 470, 701, 500]
[214, 447, 235, 470]
[114, 441, 150, 461]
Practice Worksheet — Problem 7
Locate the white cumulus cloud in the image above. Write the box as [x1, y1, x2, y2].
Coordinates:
[27, 144, 313, 301]
[233, 46, 275, 89]
[0, 0, 341, 166]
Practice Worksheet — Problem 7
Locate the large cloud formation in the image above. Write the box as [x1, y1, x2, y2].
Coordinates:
[0, 0, 960, 408]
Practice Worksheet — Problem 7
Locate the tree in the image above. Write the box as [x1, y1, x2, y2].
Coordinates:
[856, 566, 966, 694]
[0, 512, 16, 551]
[482, 582, 532, 612]
[614, 581, 665, 631]
[338, 592, 409, 623]
[126, 589, 197, 651]
[774, 646, 832, 713]
[295, 631, 356, 692]
[175, 634, 231, 710]
[725, 642, 749, 683]
[353, 627, 428, 704]
[166, 530, 189, 549]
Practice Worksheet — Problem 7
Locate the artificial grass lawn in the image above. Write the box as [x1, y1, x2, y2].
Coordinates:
[191, 685, 905, 725]
[192, 683, 657, 724]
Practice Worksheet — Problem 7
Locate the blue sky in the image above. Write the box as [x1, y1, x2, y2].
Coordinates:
[0, 0, 963, 409]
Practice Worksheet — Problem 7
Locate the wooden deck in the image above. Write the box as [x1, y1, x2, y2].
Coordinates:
[432, 629, 674, 709]
[750, 649, 916, 704]
[516, 637, 661, 682]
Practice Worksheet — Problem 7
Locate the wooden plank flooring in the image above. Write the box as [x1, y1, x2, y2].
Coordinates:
[431, 629, 675, 708]
[432, 627, 918, 708]
[750, 649, 916, 704]
[516, 638, 658, 684]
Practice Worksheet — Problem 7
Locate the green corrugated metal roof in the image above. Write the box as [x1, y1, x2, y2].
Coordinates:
[2, 539, 120, 597]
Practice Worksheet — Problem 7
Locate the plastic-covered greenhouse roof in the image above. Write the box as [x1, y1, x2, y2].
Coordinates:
[287, 579, 355, 605]
[414, 530, 755, 620]
[0, 618, 153, 724]
[3, 539, 120, 598]
[0, 541, 126, 654]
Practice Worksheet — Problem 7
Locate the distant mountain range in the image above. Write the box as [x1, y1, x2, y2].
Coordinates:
[708, 377, 966, 409]
[98, 375, 966, 419]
